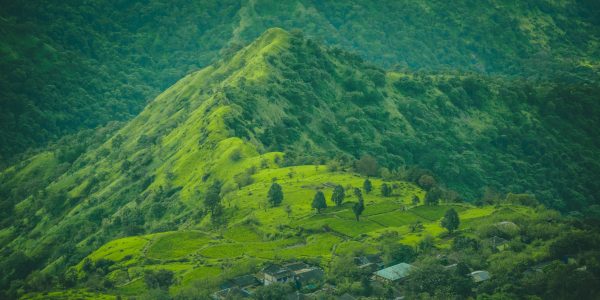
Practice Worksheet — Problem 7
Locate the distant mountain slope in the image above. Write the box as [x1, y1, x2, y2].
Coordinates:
[1, 29, 599, 295]
[1, 0, 599, 164]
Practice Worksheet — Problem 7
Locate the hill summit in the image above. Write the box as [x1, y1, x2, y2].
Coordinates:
[1, 28, 600, 296]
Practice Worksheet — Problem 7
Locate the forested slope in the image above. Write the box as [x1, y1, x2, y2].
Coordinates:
[1, 29, 599, 298]
[1, 0, 599, 164]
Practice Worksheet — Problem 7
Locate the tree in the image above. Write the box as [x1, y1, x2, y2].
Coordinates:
[253, 283, 292, 300]
[412, 195, 420, 206]
[424, 187, 442, 205]
[441, 208, 460, 233]
[233, 172, 253, 189]
[352, 191, 365, 222]
[353, 187, 362, 199]
[417, 174, 437, 190]
[356, 155, 378, 176]
[409, 220, 424, 233]
[406, 259, 473, 298]
[144, 269, 174, 290]
[268, 182, 283, 207]
[331, 185, 345, 206]
[312, 191, 327, 213]
[381, 183, 391, 197]
[363, 178, 372, 194]
[383, 243, 416, 265]
[204, 181, 222, 215]
[418, 235, 435, 253]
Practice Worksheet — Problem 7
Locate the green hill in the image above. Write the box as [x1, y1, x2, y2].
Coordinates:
[1, 27, 600, 299]
[1, 0, 599, 164]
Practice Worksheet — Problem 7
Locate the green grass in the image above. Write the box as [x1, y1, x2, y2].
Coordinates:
[181, 266, 222, 285]
[87, 236, 149, 263]
[75, 164, 544, 300]
[115, 278, 146, 296]
[410, 204, 467, 221]
[198, 243, 247, 259]
[147, 231, 212, 260]
[369, 210, 425, 227]
[223, 226, 263, 243]
[23, 290, 117, 299]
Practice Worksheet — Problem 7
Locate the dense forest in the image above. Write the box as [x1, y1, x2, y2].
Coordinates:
[1, 0, 599, 165]
[1, 1, 600, 299]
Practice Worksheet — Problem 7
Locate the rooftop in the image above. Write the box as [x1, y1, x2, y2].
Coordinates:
[470, 270, 491, 282]
[373, 263, 414, 281]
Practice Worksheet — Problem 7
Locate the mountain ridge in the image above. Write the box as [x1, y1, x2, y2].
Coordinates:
[2, 0, 600, 164]
[1, 27, 600, 298]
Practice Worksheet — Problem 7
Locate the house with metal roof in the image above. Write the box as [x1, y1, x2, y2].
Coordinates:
[262, 264, 295, 285]
[373, 262, 415, 283]
[470, 270, 491, 283]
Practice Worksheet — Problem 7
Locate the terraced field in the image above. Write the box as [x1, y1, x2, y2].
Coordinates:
[62, 164, 532, 297]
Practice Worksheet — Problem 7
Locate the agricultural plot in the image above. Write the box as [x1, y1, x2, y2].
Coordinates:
[78, 165, 530, 297]
[87, 236, 149, 263]
[146, 231, 212, 259]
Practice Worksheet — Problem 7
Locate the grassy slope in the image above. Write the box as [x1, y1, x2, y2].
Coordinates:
[1, 28, 293, 273]
[43, 164, 540, 298]
[2, 0, 599, 164]
[3, 27, 599, 298]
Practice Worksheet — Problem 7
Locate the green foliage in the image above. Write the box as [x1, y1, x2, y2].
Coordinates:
[267, 182, 283, 207]
[417, 175, 437, 190]
[331, 185, 345, 206]
[412, 195, 420, 206]
[425, 187, 442, 206]
[382, 243, 416, 266]
[441, 208, 460, 233]
[311, 191, 327, 213]
[143, 269, 174, 290]
[352, 192, 365, 222]
[356, 155, 378, 177]
[363, 179, 372, 194]
[380, 183, 391, 197]
[2, 21, 600, 299]
[253, 283, 293, 300]
[204, 181, 223, 216]
[405, 259, 473, 298]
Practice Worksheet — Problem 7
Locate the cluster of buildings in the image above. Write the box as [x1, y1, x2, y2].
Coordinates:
[212, 256, 491, 299]
[212, 262, 324, 299]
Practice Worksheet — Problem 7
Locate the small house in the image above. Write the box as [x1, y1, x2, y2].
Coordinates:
[470, 270, 491, 283]
[484, 236, 509, 251]
[354, 254, 384, 272]
[373, 263, 415, 283]
[262, 264, 295, 285]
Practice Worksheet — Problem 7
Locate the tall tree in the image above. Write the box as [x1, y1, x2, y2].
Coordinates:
[312, 191, 327, 213]
[354, 187, 363, 199]
[268, 182, 283, 207]
[441, 208, 460, 233]
[204, 181, 222, 215]
[331, 185, 345, 206]
[356, 155, 378, 176]
[412, 195, 420, 206]
[363, 178, 372, 194]
[352, 198, 365, 221]
[381, 183, 392, 197]
[424, 187, 442, 205]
